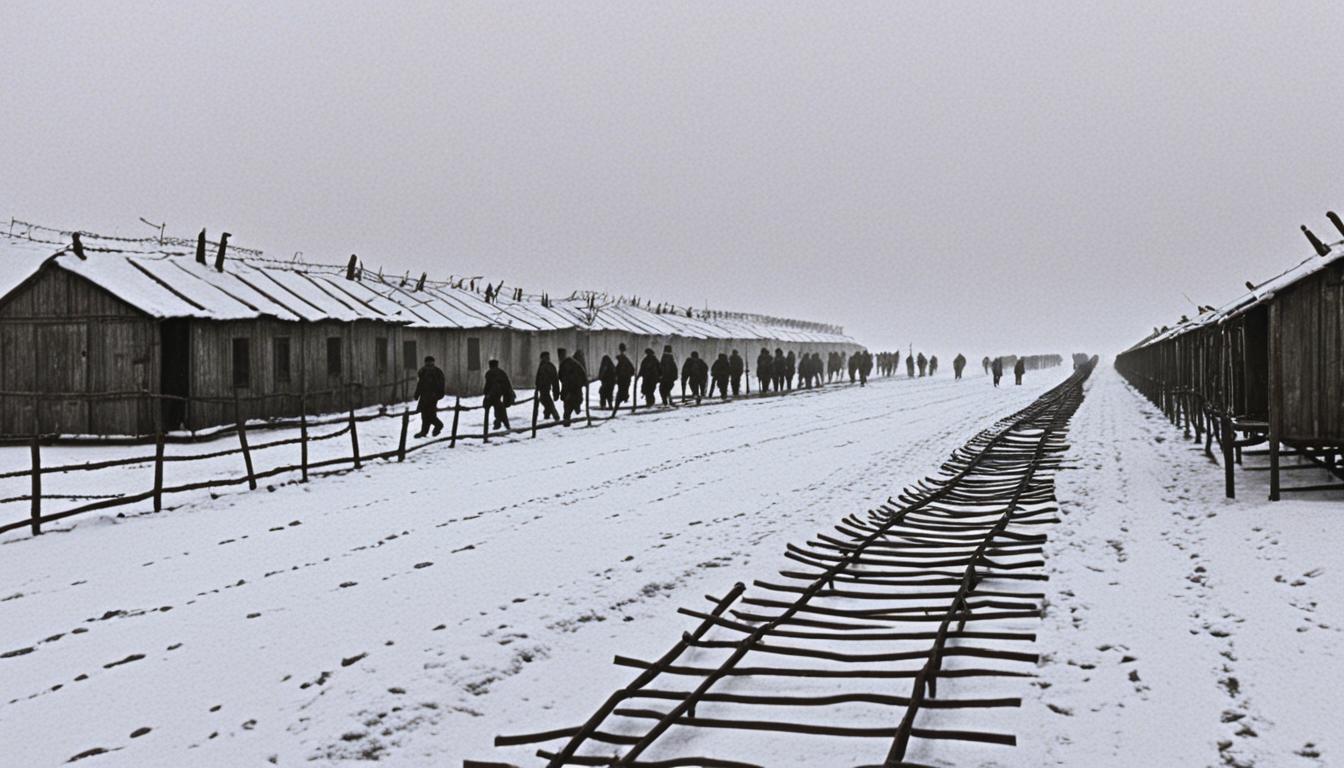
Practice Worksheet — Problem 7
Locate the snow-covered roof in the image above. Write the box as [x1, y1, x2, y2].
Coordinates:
[0, 229, 861, 346]
[1125, 236, 1344, 352]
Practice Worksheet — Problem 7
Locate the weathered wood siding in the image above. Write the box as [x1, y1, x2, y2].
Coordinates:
[1275, 266, 1344, 441]
[0, 265, 158, 436]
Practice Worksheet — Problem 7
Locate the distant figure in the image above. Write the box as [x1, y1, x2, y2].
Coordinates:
[483, 359, 515, 430]
[757, 348, 773, 393]
[659, 345, 678, 405]
[906, 354, 915, 378]
[810, 352, 824, 387]
[682, 351, 709, 404]
[953, 353, 966, 380]
[615, 343, 635, 407]
[982, 356, 991, 376]
[413, 355, 445, 438]
[991, 356, 1003, 387]
[712, 353, 731, 399]
[597, 354, 616, 409]
[773, 348, 787, 391]
[557, 348, 587, 425]
[1014, 356, 1025, 386]
[929, 355, 939, 376]
[916, 352, 928, 377]
[784, 350, 797, 390]
[728, 349, 744, 395]
[638, 348, 660, 406]
[859, 350, 872, 386]
[848, 352, 859, 382]
[535, 351, 560, 421]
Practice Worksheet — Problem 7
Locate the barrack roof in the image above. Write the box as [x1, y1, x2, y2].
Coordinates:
[0, 225, 859, 345]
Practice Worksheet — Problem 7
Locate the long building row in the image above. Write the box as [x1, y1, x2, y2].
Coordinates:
[0, 227, 862, 438]
[1114, 216, 1344, 499]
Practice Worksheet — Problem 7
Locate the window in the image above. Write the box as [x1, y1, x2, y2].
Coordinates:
[403, 340, 418, 370]
[467, 337, 481, 371]
[327, 337, 343, 377]
[376, 337, 388, 373]
[274, 337, 291, 384]
[231, 337, 251, 388]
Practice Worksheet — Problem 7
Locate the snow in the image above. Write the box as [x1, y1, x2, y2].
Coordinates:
[0, 372, 1050, 766]
[3, 365, 1333, 768]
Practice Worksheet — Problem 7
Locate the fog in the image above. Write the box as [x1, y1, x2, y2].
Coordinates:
[3, 1, 1343, 356]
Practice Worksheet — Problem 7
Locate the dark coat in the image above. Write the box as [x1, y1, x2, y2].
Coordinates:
[414, 364, 446, 405]
[638, 353, 661, 385]
[559, 356, 587, 402]
[756, 351, 773, 378]
[992, 358, 1004, 375]
[1014, 359, 1026, 375]
[729, 352, 744, 376]
[616, 353, 635, 381]
[660, 353, 678, 383]
[483, 367, 515, 404]
[598, 355, 616, 386]
[535, 360, 560, 399]
[712, 356, 731, 382]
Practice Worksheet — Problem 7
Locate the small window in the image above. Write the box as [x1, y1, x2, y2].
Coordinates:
[467, 337, 481, 371]
[274, 337, 291, 384]
[376, 337, 388, 373]
[231, 337, 251, 388]
[403, 340, 418, 371]
[327, 337, 343, 377]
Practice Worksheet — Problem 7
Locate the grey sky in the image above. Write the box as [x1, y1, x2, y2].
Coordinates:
[3, 2, 1342, 357]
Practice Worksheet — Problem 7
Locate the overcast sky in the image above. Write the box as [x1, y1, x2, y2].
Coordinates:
[3, 2, 1343, 358]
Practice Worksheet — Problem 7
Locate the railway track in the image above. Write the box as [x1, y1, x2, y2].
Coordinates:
[468, 357, 1097, 768]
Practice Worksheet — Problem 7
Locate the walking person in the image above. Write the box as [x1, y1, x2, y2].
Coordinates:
[683, 351, 709, 404]
[906, 354, 915, 378]
[773, 348, 787, 391]
[483, 359, 515, 431]
[535, 351, 560, 421]
[412, 355, 445, 437]
[557, 348, 587, 425]
[756, 347, 773, 393]
[658, 345, 678, 406]
[615, 343, 635, 407]
[638, 348, 660, 406]
[992, 356, 1003, 387]
[712, 352, 731, 399]
[917, 352, 928, 377]
[953, 353, 966, 380]
[982, 355, 991, 376]
[1014, 356, 1025, 386]
[597, 354, 616, 409]
[928, 355, 938, 376]
[729, 349, 744, 396]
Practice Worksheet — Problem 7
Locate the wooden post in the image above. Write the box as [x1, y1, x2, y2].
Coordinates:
[397, 410, 409, 461]
[238, 419, 256, 491]
[449, 396, 461, 448]
[531, 398, 540, 438]
[1268, 302, 1282, 501]
[585, 381, 593, 427]
[1222, 412, 1236, 499]
[349, 409, 361, 469]
[153, 432, 165, 512]
[29, 436, 40, 536]
[300, 412, 309, 482]
[631, 375, 638, 414]
[482, 401, 490, 443]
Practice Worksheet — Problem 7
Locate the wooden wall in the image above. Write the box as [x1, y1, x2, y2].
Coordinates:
[1274, 266, 1344, 441]
[0, 265, 158, 436]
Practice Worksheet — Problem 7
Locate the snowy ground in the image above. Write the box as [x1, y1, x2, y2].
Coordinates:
[1015, 367, 1343, 768]
[4, 365, 1337, 768]
[0, 371, 1056, 767]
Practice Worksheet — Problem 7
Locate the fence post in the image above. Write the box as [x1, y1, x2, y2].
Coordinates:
[349, 408, 361, 469]
[531, 398, 540, 438]
[1221, 412, 1235, 499]
[29, 436, 41, 536]
[585, 381, 593, 427]
[449, 396, 461, 448]
[482, 402, 490, 443]
[398, 410, 409, 462]
[153, 432, 165, 513]
[631, 375, 638, 414]
[299, 411, 309, 482]
[238, 419, 256, 490]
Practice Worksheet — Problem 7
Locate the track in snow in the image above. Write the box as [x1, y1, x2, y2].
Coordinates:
[476, 360, 1095, 767]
